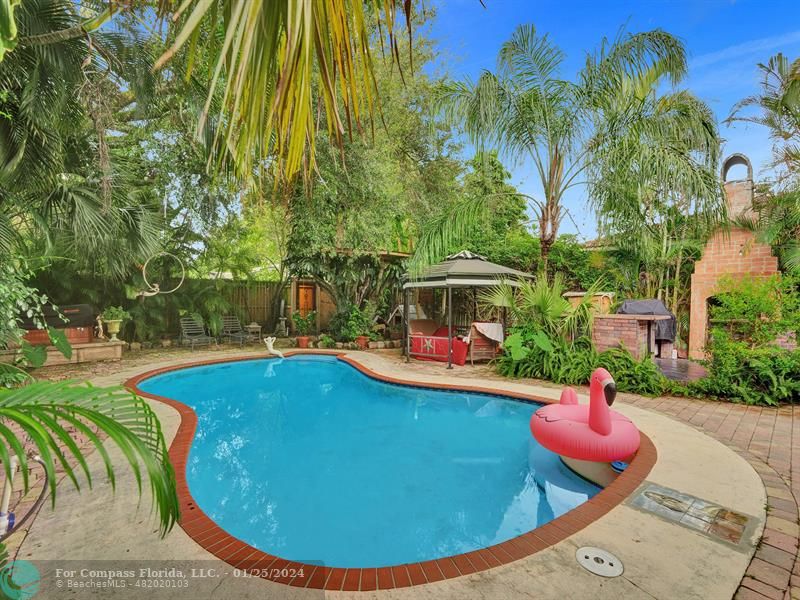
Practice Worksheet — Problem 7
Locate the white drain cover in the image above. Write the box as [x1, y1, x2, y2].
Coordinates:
[576, 547, 624, 577]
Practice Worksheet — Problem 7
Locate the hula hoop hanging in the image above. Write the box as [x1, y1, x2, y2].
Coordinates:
[136, 252, 185, 298]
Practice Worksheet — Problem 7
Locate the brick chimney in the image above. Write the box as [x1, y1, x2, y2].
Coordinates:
[721, 153, 754, 218]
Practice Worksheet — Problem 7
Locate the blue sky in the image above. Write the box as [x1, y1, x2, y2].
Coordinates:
[424, 0, 800, 239]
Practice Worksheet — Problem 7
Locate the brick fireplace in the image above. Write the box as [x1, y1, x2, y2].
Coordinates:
[688, 154, 780, 359]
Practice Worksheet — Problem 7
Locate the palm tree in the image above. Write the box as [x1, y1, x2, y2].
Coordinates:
[728, 53, 800, 180]
[0, 0, 162, 277]
[727, 54, 800, 274]
[428, 24, 692, 269]
[2, 1, 412, 183]
[738, 187, 800, 275]
[157, 0, 414, 183]
[589, 82, 723, 309]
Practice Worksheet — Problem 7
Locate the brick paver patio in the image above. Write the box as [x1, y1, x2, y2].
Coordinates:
[621, 395, 800, 600]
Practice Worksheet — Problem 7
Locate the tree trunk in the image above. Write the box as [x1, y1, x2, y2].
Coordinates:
[540, 235, 554, 273]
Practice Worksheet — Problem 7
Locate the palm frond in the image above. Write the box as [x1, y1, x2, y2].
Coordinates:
[407, 196, 489, 274]
[0, 380, 179, 536]
[154, 0, 412, 183]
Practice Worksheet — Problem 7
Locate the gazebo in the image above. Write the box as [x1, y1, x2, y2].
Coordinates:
[402, 251, 531, 368]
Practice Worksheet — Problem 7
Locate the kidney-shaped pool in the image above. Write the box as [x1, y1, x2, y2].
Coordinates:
[137, 355, 599, 568]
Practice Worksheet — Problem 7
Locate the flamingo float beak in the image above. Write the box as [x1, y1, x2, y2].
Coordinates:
[602, 378, 617, 406]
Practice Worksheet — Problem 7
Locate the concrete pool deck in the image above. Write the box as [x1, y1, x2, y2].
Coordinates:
[6, 348, 785, 599]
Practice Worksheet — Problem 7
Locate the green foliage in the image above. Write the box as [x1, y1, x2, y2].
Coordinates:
[481, 274, 597, 341]
[492, 273, 666, 396]
[727, 54, 800, 274]
[728, 53, 800, 181]
[194, 203, 289, 282]
[0, 0, 20, 61]
[429, 23, 705, 271]
[542, 236, 607, 291]
[101, 306, 131, 323]
[679, 275, 800, 405]
[317, 334, 336, 349]
[0, 380, 180, 535]
[292, 311, 317, 336]
[328, 304, 372, 342]
[709, 275, 799, 346]
[739, 187, 800, 276]
[0, 259, 54, 346]
[0, 0, 163, 277]
[498, 333, 668, 396]
[434, 151, 532, 268]
[683, 334, 800, 405]
[0, 258, 71, 385]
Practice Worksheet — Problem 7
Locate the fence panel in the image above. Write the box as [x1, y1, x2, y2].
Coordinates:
[217, 280, 284, 328]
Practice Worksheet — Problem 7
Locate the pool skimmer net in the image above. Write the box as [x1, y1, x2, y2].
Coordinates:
[576, 546, 624, 577]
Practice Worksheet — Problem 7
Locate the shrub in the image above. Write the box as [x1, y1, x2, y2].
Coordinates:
[0, 259, 71, 386]
[318, 333, 336, 348]
[682, 333, 800, 405]
[710, 275, 799, 347]
[498, 330, 668, 396]
[329, 303, 372, 342]
[680, 275, 800, 405]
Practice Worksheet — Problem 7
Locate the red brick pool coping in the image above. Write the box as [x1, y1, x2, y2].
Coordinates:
[125, 351, 657, 591]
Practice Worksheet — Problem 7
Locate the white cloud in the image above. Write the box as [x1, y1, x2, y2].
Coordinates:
[691, 30, 800, 69]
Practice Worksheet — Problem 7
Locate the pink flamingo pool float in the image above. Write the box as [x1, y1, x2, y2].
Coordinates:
[530, 367, 640, 463]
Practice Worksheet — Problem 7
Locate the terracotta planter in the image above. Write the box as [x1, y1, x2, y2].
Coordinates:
[105, 320, 122, 342]
[296, 336, 310, 349]
[355, 335, 369, 350]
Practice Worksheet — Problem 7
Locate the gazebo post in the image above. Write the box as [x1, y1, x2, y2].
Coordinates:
[447, 286, 453, 369]
[404, 286, 410, 363]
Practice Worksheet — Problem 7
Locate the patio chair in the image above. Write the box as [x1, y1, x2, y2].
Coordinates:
[221, 315, 248, 346]
[466, 322, 504, 365]
[179, 317, 216, 351]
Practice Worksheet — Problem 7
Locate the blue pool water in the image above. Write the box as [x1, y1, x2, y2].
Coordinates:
[139, 355, 599, 567]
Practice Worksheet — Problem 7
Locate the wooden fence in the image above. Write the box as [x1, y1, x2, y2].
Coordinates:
[216, 280, 285, 327]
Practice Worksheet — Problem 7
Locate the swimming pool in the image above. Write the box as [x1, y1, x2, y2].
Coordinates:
[137, 355, 599, 568]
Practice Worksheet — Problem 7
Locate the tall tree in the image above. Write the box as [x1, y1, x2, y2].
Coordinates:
[0, 0, 163, 276]
[728, 53, 800, 181]
[427, 24, 692, 268]
[589, 80, 723, 317]
[728, 54, 800, 274]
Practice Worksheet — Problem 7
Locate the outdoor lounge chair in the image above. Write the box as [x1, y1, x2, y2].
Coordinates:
[221, 315, 248, 346]
[179, 316, 216, 351]
[466, 321, 504, 365]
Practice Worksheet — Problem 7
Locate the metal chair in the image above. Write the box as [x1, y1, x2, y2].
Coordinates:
[179, 317, 216, 351]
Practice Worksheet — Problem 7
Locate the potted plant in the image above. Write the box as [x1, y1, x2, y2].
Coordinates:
[355, 333, 370, 350]
[101, 306, 131, 342]
[292, 310, 316, 348]
[329, 303, 374, 349]
[354, 304, 375, 350]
